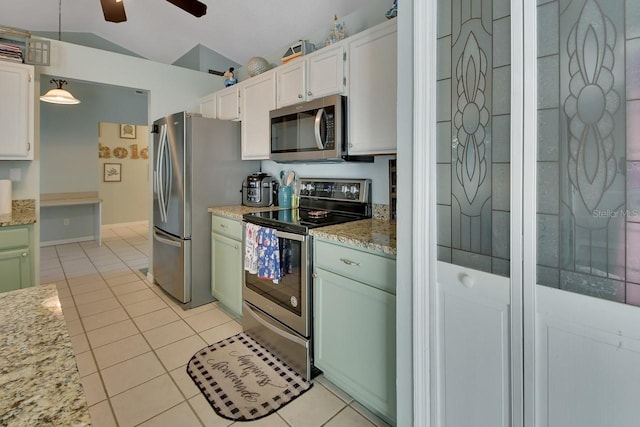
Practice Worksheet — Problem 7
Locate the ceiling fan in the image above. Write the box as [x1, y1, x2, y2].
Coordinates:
[100, 0, 207, 23]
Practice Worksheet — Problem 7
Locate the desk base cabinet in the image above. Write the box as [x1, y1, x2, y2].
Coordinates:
[313, 240, 396, 425]
[0, 225, 32, 293]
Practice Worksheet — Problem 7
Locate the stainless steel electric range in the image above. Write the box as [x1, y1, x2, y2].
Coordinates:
[242, 178, 372, 381]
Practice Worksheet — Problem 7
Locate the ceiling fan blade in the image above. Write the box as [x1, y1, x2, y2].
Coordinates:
[166, 0, 207, 18]
[100, 0, 127, 23]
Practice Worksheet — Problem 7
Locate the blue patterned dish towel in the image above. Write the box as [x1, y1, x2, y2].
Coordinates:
[244, 223, 281, 283]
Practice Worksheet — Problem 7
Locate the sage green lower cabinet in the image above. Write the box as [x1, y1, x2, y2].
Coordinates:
[0, 225, 33, 293]
[211, 215, 243, 317]
[313, 239, 396, 425]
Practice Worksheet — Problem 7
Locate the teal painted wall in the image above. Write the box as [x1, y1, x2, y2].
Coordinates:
[172, 44, 240, 74]
[39, 78, 148, 243]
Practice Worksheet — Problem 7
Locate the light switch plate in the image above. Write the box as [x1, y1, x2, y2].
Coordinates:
[9, 168, 22, 182]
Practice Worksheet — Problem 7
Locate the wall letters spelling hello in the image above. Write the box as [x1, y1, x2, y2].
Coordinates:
[99, 143, 148, 159]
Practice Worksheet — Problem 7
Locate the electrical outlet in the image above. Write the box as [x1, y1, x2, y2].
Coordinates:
[64, 218, 69, 226]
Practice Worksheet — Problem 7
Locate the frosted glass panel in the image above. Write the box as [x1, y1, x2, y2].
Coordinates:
[537, 0, 640, 306]
[436, 0, 511, 276]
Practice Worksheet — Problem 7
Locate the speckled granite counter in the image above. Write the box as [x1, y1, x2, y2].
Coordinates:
[0, 199, 37, 227]
[0, 284, 91, 426]
[208, 205, 281, 220]
[310, 219, 397, 256]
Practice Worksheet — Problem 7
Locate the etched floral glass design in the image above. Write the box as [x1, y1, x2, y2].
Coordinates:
[537, 0, 640, 305]
[436, 0, 511, 276]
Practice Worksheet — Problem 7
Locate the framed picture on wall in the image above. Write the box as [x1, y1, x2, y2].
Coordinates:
[104, 163, 122, 182]
[120, 124, 136, 139]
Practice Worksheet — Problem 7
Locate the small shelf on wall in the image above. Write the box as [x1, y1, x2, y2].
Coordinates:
[0, 25, 50, 66]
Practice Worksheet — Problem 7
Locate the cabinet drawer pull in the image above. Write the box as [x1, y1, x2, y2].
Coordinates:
[21, 252, 28, 257]
[298, 94, 303, 99]
[340, 258, 360, 267]
[307, 91, 312, 96]
[220, 224, 227, 229]
[234, 244, 239, 250]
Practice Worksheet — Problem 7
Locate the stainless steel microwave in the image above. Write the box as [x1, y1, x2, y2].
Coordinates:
[269, 95, 346, 162]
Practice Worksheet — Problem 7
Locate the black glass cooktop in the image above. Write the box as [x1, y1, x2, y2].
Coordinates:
[243, 208, 367, 234]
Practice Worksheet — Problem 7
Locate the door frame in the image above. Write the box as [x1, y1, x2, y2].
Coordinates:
[412, 0, 527, 425]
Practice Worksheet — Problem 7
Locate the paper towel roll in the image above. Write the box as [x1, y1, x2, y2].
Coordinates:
[0, 180, 12, 215]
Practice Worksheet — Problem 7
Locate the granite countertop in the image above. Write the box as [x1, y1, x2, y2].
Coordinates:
[0, 199, 37, 227]
[310, 218, 397, 256]
[210, 205, 396, 255]
[0, 284, 91, 426]
[208, 205, 281, 220]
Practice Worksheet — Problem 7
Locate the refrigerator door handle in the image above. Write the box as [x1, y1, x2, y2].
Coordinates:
[164, 127, 173, 216]
[155, 126, 164, 223]
[154, 228, 183, 248]
[158, 124, 169, 223]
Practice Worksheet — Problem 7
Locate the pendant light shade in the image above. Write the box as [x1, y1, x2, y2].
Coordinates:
[40, 79, 81, 105]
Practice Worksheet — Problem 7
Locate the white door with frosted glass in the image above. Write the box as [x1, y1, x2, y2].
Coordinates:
[435, 0, 513, 425]
[531, 1, 640, 426]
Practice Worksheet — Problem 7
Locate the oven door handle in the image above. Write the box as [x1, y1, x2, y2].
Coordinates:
[275, 229, 305, 242]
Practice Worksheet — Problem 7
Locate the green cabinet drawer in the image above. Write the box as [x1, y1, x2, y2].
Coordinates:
[314, 240, 396, 294]
[0, 226, 29, 251]
[211, 215, 243, 240]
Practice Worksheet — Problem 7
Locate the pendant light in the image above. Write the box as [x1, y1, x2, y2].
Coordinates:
[40, 79, 81, 104]
[40, 0, 81, 105]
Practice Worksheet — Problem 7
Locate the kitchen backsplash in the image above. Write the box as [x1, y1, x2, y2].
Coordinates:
[260, 155, 396, 206]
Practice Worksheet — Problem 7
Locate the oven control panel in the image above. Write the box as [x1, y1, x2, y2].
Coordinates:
[298, 179, 370, 202]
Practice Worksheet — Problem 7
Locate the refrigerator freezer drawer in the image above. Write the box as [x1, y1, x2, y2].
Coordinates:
[153, 227, 191, 303]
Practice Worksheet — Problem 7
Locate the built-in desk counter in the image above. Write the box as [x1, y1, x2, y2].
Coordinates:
[40, 192, 102, 246]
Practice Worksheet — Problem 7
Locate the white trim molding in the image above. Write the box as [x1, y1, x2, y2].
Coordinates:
[413, 0, 437, 425]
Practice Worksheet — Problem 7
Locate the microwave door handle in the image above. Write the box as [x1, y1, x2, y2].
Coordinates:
[314, 108, 326, 149]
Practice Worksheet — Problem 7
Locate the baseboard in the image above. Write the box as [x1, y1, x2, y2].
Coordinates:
[40, 235, 95, 247]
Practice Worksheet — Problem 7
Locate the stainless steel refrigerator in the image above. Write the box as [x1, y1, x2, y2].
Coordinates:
[152, 111, 258, 308]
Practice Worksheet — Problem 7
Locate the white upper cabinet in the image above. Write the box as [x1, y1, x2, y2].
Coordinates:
[276, 44, 346, 108]
[241, 72, 276, 160]
[0, 61, 34, 160]
[199, 93, 216, 118]
[347, 19, 397, 155]
[216, 84, 240, 120]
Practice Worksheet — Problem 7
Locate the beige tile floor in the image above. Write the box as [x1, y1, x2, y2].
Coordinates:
[41, 222, 389, 427]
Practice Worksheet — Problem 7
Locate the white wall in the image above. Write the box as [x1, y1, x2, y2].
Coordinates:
[98, 123, 149, 225]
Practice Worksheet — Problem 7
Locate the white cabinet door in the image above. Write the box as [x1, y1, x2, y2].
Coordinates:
[199, 93, 216, 118]
[276, 45, 346, 108]
[241, 72, 275, 160]
[0, 62, 33, 160]
[216, 85, 240, 120]
[307, 45, 346, 100]
[276, 60, 305, 108]
[347, 19, 397, 155]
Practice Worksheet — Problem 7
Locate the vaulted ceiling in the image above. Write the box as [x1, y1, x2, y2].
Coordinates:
[0, 0, 372, 66]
